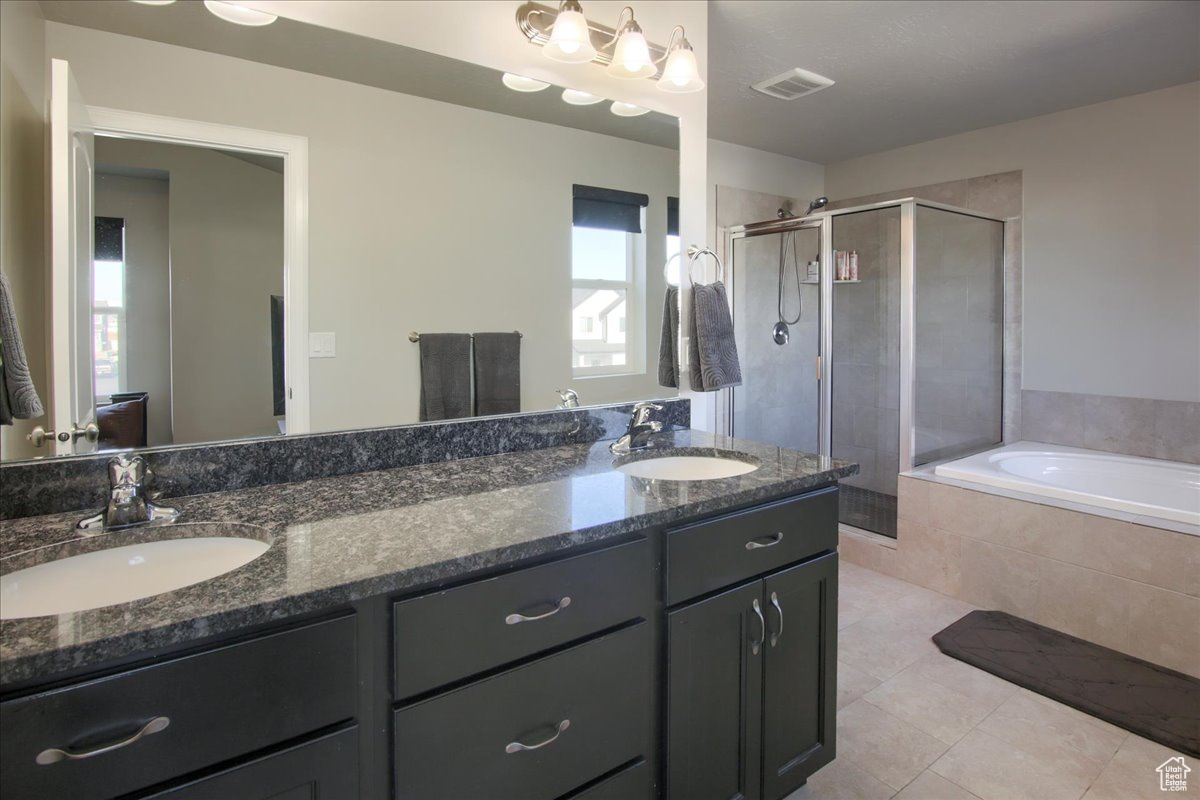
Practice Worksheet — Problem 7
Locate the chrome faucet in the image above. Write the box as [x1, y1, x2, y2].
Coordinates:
[610, 402, 664, 454]
[78, 454, 181, 531]
[556, 388, 580, 409]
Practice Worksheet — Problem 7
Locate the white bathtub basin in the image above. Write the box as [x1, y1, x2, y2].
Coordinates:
[0, 525, 271, 619]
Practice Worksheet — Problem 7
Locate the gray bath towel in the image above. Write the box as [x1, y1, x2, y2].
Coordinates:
[473, 332, 521, 416]
[657, 286, 680, 389]
[687, 281, 742, 391]
[418, 333, 472, 421]
[0, 270, 45, 424]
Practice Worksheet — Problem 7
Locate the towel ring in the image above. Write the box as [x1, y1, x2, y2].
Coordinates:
[663, 252, 683, 287]
[687, 245, 725, 285]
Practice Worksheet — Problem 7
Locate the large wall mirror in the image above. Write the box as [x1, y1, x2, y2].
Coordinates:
[1, 0, 681, 461]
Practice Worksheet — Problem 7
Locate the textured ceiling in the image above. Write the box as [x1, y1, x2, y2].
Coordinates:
[38, 0, 679, 150]
[708, 0, 1200, 163]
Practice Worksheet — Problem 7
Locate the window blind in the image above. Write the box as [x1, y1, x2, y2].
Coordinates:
[572, 184, 650, 233]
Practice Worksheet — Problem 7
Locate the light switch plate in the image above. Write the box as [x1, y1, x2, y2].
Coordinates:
[309, 332, 336, 358]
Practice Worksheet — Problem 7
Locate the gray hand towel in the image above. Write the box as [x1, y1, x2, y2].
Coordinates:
[473, 332, 521, 416]
[0, 270, 45, 423]
[418, 333, 472, 421]
[688, 281, 742, 391]
[657, 285, 680, 389]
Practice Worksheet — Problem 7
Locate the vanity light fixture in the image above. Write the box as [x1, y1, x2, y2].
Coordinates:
[516, 2, 703, 92]
[203, 0, 278, 27]
[657, 27, 704, 93]
[131, 0, 177, 5]
[542, 0, 596, 63]
[562, 88, 605, 106]
[502, 73, 551, 92]
[606, 8, 656, 80]
[610, 101, 650, 117]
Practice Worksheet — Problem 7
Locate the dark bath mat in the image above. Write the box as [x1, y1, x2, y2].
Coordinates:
[933, 610, 1200, 758]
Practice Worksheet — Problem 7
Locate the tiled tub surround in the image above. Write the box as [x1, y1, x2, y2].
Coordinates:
[0, 429, 856, 687]
[0, 398, 690, 520]
[1022, 390, 1200, 465]
[838, 475, 1200, 678]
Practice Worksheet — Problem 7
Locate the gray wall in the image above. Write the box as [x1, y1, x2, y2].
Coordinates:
[95, 138, 285, 445]
[93, 171, 174, 446]
[826, 82, 1200, 405]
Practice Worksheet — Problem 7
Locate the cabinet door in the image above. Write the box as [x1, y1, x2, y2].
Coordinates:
[762, 553, 838, 799]
[667, 581, 764, 800]
[143, 727, 358, 799]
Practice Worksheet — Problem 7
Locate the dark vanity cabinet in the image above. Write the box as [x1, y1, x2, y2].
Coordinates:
[666, 489, 839, 800]
[0, 485, 840, 800]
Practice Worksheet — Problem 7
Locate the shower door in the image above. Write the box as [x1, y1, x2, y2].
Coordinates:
[727, 223, 823, 455]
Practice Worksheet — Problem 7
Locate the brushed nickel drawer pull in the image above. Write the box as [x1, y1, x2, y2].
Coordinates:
[750, 598, 765, 656]
[505, 596, 571, 625]
[769, 591, 784, 647]
[505, 719, 570, 754]
[745, 532, 784, 550]
[36, 716, 170, 765]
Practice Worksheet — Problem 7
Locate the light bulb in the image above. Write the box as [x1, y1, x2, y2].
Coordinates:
[502, 73, 551, 93]
[610, 102, 650, 117]
[562, 89, 605, 106]
[203, 1, 277, 26]
[544, 2, 596, 64]
[131, 1, 177, 5]
[608, 23, 656, 80]
[657, 45, 704, 93]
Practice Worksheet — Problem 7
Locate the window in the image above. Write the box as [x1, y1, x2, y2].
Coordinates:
[571, 185, 648, 378]
[93, 217, 126, 399]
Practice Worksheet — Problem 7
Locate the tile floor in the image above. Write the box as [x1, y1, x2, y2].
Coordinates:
[787, 560, 1194, 800]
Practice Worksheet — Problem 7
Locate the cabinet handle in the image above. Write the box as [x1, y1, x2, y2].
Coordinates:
[36, 716, 170, 765]
[745, 532, 784, 550]
[769, 591, 784, 647]
[750, 599, 765, 656]
[505, 719, 570, 753]
[505, 596, 571, 625]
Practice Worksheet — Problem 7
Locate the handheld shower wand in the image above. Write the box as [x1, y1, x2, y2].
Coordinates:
[805, 196, 829, 215]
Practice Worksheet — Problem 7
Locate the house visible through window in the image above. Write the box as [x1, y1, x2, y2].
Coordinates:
[93, 216, 126, 400]
[571, 185, 648, 377]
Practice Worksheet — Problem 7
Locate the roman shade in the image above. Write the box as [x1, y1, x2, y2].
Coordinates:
[667, 196, 679, 237]
[573, 184, 650, 233]
[95, 217, 125, 261]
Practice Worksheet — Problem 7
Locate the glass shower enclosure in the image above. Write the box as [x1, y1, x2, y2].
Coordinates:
[724, 199, 1005, 538]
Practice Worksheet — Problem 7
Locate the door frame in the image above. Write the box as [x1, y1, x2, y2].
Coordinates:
[85, 106, 311, 435]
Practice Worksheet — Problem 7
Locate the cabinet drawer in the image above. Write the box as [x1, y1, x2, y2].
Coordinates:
[566, 759, 651, 800]
[0, 615, 356, 800]
[394, 622, 651, 800]
[666, 487, 837, 605]
[394, 538, 651, 699]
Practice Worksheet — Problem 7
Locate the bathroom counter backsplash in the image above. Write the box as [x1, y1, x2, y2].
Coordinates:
[0, 429, 856, 687]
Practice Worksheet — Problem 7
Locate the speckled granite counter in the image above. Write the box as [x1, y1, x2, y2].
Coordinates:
[0, 431, 855, 687]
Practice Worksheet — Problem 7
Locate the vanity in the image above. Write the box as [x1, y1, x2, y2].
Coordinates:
[0, 427, 854, 800]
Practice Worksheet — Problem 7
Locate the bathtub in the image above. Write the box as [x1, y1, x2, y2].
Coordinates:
[933, 441, 1200, 528]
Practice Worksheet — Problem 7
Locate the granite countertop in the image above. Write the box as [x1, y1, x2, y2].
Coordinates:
[0, 431, 856, 687]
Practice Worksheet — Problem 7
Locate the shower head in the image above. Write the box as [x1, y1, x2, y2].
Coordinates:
[805, 196, 829, 215]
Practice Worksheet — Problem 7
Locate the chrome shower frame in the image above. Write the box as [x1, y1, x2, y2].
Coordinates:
[722, 197, 1006, 473]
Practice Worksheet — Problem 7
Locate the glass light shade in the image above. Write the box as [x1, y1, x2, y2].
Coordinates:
[607, 28, 656, 79]
[203, 1, 277, 26]
[544, 8, 596, 63]
[131, 1, 177, 5]
[502, 73, 551, 93]
[610, 102, 650, 117]
[657, 47, 704, 93]
[562, 89, 605, 106]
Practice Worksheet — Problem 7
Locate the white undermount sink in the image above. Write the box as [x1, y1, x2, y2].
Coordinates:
[615, 454, 759, 481]
[0, 523, 270, 619]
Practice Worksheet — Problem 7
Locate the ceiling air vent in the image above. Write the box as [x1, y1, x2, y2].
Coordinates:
[751, 68, 834, 101]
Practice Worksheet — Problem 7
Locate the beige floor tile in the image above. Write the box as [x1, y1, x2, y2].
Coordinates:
[893, 770, 982, 800]
[837, 700, 949, 791]
[903, 655, 1019, 709]
[1081, 734, 1191, 800]
[838, 660, 883, 709]
[839, 614, 939, 681]
[864, 670, 1000, 745]
[1017, 689, 1127, 739]
[873, 585, 975, 638]
[978, 691, 1125, 769]
[786, 758, 896, 800]
[839, 594, 875, 630]
[931, 728, 1099, 800]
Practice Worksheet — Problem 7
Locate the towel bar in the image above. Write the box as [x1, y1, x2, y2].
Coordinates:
[408, 331, 523, 343]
